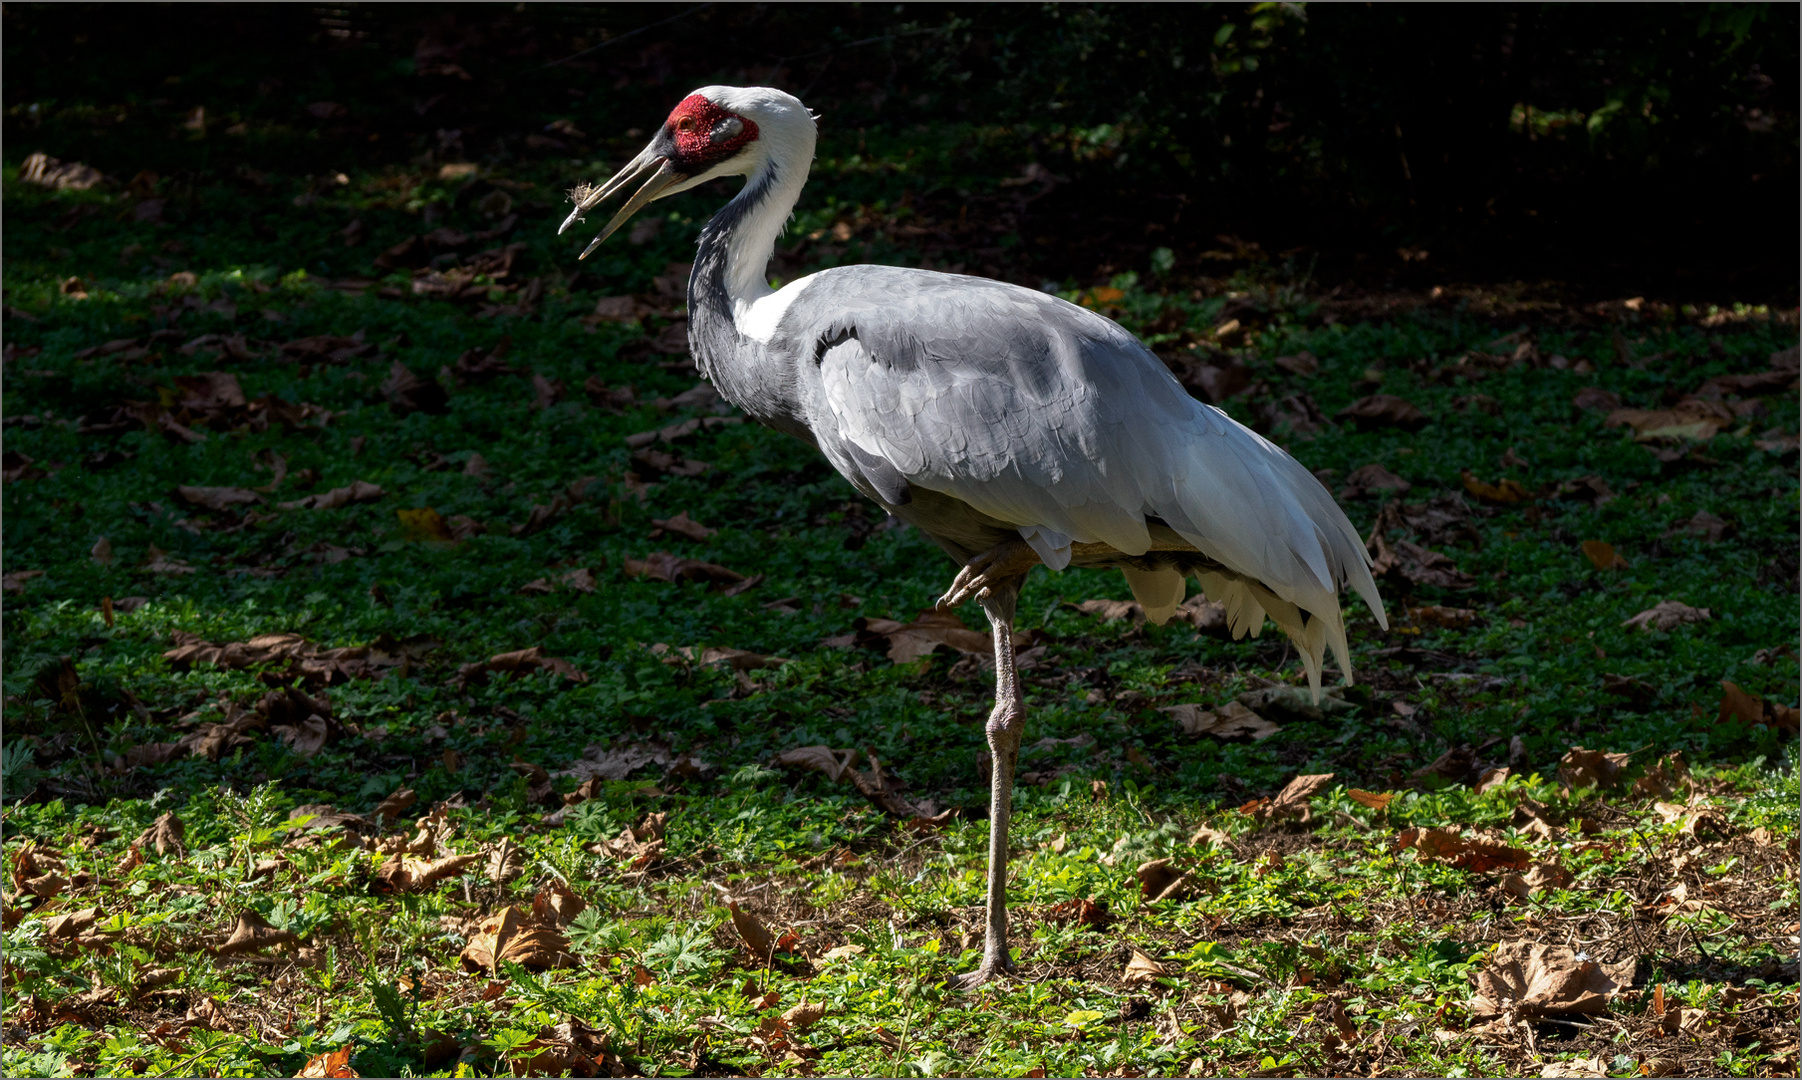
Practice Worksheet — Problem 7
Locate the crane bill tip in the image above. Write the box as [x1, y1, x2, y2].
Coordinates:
[578, 235, 604, 260]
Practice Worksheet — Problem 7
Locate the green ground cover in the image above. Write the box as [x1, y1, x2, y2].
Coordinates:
[3, 46, 1799, 1079]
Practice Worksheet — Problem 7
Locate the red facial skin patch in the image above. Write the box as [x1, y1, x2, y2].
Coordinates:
[666, 94, 759, 169]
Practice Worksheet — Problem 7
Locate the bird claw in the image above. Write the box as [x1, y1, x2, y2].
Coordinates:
[936, 539, 1041, 610]
[935, 564, 989, 610]
[952, 956, 1016, 990]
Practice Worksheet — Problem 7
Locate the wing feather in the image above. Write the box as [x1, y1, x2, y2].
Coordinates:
[788, 266, 1385, 694]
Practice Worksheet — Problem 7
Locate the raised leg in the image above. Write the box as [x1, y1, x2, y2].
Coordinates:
[955, 574, 1026, 989]
[936, 536, 1040, 612]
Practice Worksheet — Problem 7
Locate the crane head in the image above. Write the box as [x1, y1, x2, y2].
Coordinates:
[559, 86, 812, 259]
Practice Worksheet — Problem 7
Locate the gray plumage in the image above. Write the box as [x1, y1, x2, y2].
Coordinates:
[564, 85, 1387, 988]
[690, 249, 1385, 695]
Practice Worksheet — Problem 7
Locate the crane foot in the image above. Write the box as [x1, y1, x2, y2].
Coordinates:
[951, 954, 1017, 990]
[936, 538, 1040, 610]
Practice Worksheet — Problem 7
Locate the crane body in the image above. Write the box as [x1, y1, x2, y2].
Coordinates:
[563, 86, 1386, 987]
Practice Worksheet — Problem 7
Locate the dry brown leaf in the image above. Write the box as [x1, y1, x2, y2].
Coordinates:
[278, 480, 384, 511]
[42, 907, 101, 939]
[652, 643, 791, 672]
[507, 1019, 611, 1077]
[1411, 745, 1478, 784]
[296, 1046, 360, 1078]
[1665, 510, 1732, 542]
[176, 485, 263, 511]
[458, 906, 580, 973]
[1717, 680, 1799, 733]
[373, 853, 478, 894]
[162, 630, 408, 685]
[1580, 540, 1628, 571]
[1136, 858, 1196, 902]
[1363, 497, 1479, 589]
[1123, 947, 1173, 984]
[214, 910, 298, 956]
[114, 844, 145, 875]
[1652, 797, 1729, 838]
[397, 506, 456, 543]
[1175, 594, 1230, 636]
[19, 871, 67, 901]
[1540, 1058, 1610, 1078]
[1042, 898, 1112, 929]
[371, 787, 419, 827]
[532, 881, 588, 929]
[0, 568, 44, 594]
[530, 373, 564, 410]
[782, 1002, 827, 1029]
[588, 295, 644, 323]
[1394, 826, 1531, 873]
[728, 900, 797, 959]
[1604, 398, 1733, 441]
[1161, 701, 1281, 741]
[1272, 351, 1319, 377]
[1339, 463, 1412, 500]
[1632, 752, 1692, 799]
[19, 152, 103, 191]
[1558, 746, 1629, 790]
[1409, 605, 1477, 629]
[649, 511, 716, 541]
[1245, 773, 1335, 824]
[485, 838, 524, 885]
[133, 967, 182, 997]
[845, 752, 935, 819]
[839, 609, 1021, 663]
[143, 548, 197, 574]
[271, 713, 331, 759]
[553, 742, 674, 785]
[184, 995, 231, 1031]
[777, 746, 858, 782]
[380, 361, 450, 416]
[1336, 394, 1428, 431]
[623, 550, 754, 593]
[455, 645, 588, 687]
[1346, 789, 1395, 811]
[135, 811, 186, 857]
[1461, 470, 1531, 505]
[1077, 597, 1142, 622]
[1470, 941, 1637, 1018]
[1473, 767, 1511, 795]
[819, 944, 867, 963]
[1256, 391, 1330, 435]
[1572, 387, 1622, 412]
[1188, 822, 1233, 848]
[9, 844, 58, 895]
[1500, 861, 1575, 900]
[590, 814, 668, 866]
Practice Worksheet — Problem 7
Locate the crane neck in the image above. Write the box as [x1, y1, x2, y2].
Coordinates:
[688, 147, 810, 378]
[729, 156, 809, 319]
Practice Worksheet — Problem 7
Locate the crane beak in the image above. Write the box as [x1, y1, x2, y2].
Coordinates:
[559, 145, 688, 259]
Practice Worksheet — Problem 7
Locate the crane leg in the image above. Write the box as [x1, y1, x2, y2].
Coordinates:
[956, 576, 1026, 989]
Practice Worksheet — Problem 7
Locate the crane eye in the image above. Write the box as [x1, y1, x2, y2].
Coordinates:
[711, 116, 743, 143]
[675, 115, 697, 134]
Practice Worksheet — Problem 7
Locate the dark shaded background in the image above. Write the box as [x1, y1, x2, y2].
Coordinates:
[6, 2, 1797, 302]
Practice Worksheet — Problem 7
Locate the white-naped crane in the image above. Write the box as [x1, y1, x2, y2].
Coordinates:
[561, 86, 1387, 988]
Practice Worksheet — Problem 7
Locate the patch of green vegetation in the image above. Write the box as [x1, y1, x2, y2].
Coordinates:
[3, 27, 1797, 1077]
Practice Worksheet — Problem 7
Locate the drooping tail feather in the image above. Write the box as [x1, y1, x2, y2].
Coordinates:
[1120, 566, 1185, 625]
[1190, 569, 1348, 705]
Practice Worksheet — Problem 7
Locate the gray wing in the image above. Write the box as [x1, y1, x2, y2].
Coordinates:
[777, 266, 1379, 620]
